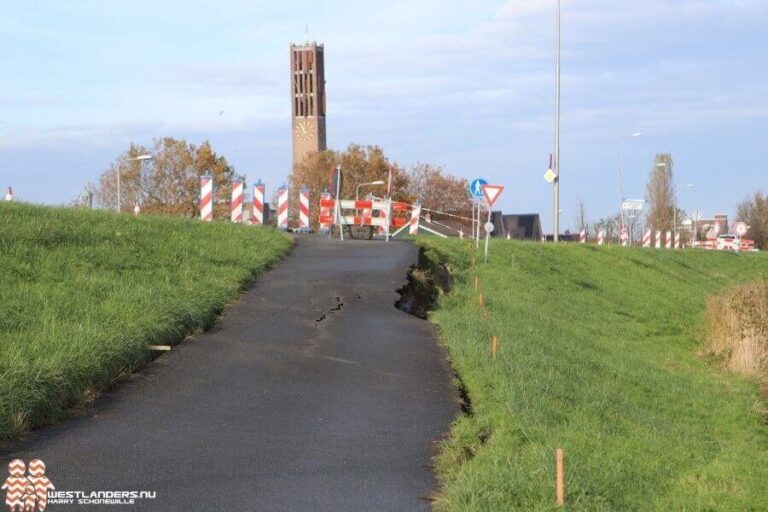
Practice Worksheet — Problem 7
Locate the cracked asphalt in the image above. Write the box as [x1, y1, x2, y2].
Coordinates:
[1, 236, 458, 511]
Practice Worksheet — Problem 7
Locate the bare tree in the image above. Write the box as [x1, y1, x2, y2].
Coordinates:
[645, 153, 676, 232]
[736, 191, 768, 249]
[574, 197, 588, 232]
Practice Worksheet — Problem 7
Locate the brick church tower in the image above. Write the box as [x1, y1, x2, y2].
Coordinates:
[290, 42, 327, 167]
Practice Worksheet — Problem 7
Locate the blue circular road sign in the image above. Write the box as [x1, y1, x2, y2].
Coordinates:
[469, 178, 487, 199]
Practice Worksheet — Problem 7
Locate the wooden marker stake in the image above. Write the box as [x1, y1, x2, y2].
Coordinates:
[478, 293, 484, 307]
[492, 336, 498, 359]
[474, 275, 479, 291]
[555, 448, 564, 507]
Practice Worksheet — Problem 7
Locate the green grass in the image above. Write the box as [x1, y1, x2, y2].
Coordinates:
[0, 202, 291, 443]
[417, 238, 768, 511]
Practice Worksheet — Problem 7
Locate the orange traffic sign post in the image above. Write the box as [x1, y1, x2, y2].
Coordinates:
[480, 184, 504, 262]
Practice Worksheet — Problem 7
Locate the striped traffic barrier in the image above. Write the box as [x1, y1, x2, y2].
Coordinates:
[642, 228, 651, 248]
[298, 187, 310, 231]
[200, 175, 213, 221]
[409, 203, 421, 235]
[319, 191, 331, 232]
[133, 204, 140, 217]
[674, 232, 681, 250]
[597, 228, 605, 245]
[655, 230, 662, 249]
[579, 229, 586, 243]
[277, 186, 289, 230]
[620, 228, 629, 247]
[4, 186, 12, 202]
[665, 231, 672, 249]
[231, 180, 244, 223]
[252, 182, 265, 225]
[362, 195, 373, 226]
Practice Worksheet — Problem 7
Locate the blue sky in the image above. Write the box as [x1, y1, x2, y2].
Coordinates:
[1, 0, 766, 231]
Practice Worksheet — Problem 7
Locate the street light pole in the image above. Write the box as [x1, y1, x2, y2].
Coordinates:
[355, 180, 385, 201]
[553, 0, 561, 242]
[117, 154, 152, 213]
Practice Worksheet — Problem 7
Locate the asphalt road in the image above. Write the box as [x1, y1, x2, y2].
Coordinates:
[2, 236, 458, 511]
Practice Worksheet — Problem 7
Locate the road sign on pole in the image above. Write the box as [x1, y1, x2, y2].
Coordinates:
[479, 184, 504, 262]
[469, 178, 488, 199]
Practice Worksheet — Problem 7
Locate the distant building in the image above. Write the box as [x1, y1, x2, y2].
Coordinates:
[681, 213, 728, 236]
[290, 42, 327, 167]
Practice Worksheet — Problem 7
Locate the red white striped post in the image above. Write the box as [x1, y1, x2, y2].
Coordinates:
[597, 228, 606, 246]
[409, 203, 421, 235]
[319, 191, 332, 233]
[277, 185, 289, 230]
[4, 186, 12, 202]
[362, 195, 373, 227]
[655, 230, 662, 249]
[252, 182, 265, 225]
[665, 231, 672, 249]
[133, 204, 140, 217]
[231, 180, 244, 223]
[200, 175, 213, 221]
[579, 229, 586, 243]
[674, 232, 681, 250]
[642, 228, 651, 248]
[298, 187, 310, 231]
[620, 227, 629, 247]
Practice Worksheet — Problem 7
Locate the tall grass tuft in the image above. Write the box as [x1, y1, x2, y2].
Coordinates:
[0, 202, 291, 443]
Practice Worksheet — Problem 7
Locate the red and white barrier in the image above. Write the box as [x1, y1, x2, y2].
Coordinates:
[200, 176, 213, 221]
[674, 232, 681, 250]
[4, 187, 12, 202]
[133, 204, 140, 217]
[665, 231, 672, 249]
[252, 182, 265, 225]
[319, 191, 332, 232]
[362, 196, 373, 227]
[620, 228, 629, 247]
[642, 229, 651, 248]
[655, 230, 662, 249]
[409, 203, 422, 235]
[579, 229, 586, 243]
[298, 188, 310, 231]
[597, 228, 606, 245]
[231, 180, 244, 223]
[277, 186, 289, 230]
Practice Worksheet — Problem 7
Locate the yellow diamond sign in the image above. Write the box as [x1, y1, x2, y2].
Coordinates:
[543, 169, 557, 183]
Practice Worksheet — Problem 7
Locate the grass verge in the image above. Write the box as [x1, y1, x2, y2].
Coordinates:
[416, 238, 768, 511]
[0, 202, 292, 443]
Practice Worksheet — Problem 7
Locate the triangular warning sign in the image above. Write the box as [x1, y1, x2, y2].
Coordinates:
[481, 184, 504, 207]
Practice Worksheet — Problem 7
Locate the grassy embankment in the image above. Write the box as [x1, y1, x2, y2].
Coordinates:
[416, 238, 768, 511]
[0, 202, 291, 443]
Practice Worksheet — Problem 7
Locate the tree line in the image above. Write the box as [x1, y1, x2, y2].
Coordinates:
[85, 138, 472, 226]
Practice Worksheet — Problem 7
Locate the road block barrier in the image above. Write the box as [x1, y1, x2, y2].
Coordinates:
[674, 232, 681, 249]
[643, 229, 651, 248]
[200, 176, 213, 221]
[231, 180, 244, 223]
[298, 188, 310, 231]
[277, 186, 289, 230]
[319, 192, 332, 232]
[579, 229, 586, 243]
[318, 198, 409, 233]
[655, 230, 662, 249]
[409, 204, 422, 235]
[252, 183, 265, 225]
[665, 231, 672, 249]
[597, 229, 605, 245]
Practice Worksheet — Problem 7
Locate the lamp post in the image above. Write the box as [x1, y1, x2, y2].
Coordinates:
[355, 180, 385, 200]
[616, 132, 642, 232]
[553, 0, 561, 242]
[117, 154, 152, 213]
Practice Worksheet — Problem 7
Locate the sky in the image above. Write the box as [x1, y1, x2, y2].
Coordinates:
[1, 0, 766, 231]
